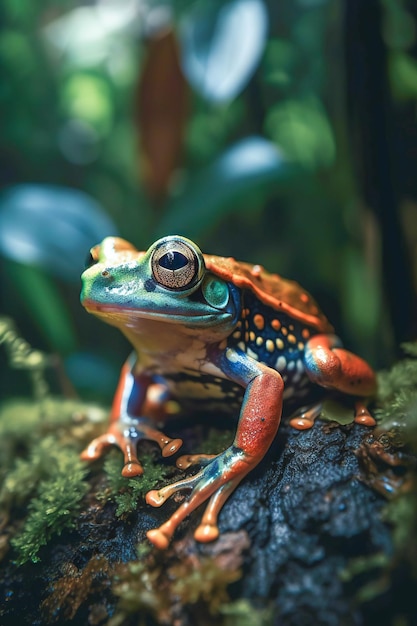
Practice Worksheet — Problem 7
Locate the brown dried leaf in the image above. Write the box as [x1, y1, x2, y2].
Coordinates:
[136, 29, 189, 204]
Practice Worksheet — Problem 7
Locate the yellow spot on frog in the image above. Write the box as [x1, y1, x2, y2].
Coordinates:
[298, 342, 304, 350]
[266, 339, 275, 352]
[302, 328, 310, 339]
[249, 331, 255, 342]
[282, 327, 288, 336]
[247, 347, 259, 361]
[256, 336, 263, 346]
[276, 338, 284, 349]
[288, 334, 296, 344]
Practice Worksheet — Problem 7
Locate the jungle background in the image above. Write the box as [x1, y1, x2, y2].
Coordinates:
[1, 0, 417, 403]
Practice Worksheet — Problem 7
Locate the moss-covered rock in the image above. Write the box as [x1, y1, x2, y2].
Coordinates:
[0, 329, 416, 625]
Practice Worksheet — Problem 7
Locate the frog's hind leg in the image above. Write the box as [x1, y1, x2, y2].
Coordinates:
[288, 403, 323, 430]
[303, 334, 377, 427]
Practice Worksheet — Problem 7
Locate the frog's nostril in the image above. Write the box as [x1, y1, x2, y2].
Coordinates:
[101, 270, 111, 278]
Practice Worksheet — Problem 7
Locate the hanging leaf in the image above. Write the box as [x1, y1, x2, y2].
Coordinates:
[156, 136, 297, 238]
[179, 0, 268, 103]
[0, 184, 117, 282]
[136, 29, 189, 203]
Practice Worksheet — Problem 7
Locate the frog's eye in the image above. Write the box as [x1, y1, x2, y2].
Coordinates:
[151, 239, 202, 290]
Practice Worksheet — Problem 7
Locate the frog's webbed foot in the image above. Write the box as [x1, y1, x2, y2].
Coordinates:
[145, 446, 250, 549]
[80, 419, 183, 477]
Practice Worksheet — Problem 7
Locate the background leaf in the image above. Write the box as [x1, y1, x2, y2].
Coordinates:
[136, 29, 189, 203]
[179, 0, 268, 103]
[0, 184, 117, 282]
[156, 136, 297, 238]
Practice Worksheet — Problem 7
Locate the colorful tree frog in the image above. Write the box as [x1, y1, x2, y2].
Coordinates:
[80, 235, 376, 549]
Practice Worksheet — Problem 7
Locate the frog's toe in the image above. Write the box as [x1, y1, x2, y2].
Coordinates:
[145, 489, 167, 507]
[194, 523, 219, 543]
[355, 414, 376, 426]
[161, 438, 183, 457]
[138, 422, 183, 457]
[289, 402, 322, 431]
[354, 401, 376, 426]
[121, 461, 143, 477]
[289, 417, 314, 430]
[176, 453, 216, 470]
[80, 433, 116, 461]
[146, 527, 171, 550]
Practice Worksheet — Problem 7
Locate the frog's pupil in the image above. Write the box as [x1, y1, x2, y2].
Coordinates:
[158, 251, 188, 271]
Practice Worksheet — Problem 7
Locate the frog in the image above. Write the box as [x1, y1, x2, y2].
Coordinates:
[80, 235, 376, 549]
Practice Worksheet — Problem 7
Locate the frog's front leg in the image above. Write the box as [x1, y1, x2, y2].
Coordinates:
[145, 348, 284, 549]
[303, 334, 377, 426]
[80, 355, 182, 477]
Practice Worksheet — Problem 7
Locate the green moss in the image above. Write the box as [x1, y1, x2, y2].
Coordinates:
[344, 342, 417, 604]
[375, 342, 417, 450]
[0, 395, 107, 565]
[220, 599, 274, 626]
[10, 442, 88, 564]
[100, 450, 171, 517]
[383, 492, 417, 578]
[199, 427, 234, 455]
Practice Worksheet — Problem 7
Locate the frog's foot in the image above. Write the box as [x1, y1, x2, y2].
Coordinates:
[80, 419, 183, 477]
[145, 446, 250, 549]
[289, 403, 322, 430]
[354, 400, 376, 427]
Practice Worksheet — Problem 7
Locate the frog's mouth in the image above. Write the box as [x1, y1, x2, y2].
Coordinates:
[82, 299, 233, 325]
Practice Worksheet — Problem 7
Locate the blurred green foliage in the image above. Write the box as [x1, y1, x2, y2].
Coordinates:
[1, 0, 417, 400]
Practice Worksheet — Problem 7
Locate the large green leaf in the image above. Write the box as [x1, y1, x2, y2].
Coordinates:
[156, 136, 298, 238]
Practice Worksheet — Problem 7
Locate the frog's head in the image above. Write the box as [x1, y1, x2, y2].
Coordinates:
[81, 235, 241, 341]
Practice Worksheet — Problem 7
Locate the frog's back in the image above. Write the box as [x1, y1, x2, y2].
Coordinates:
[204, 254, 333, 333]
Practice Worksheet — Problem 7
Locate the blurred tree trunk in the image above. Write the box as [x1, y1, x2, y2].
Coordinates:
[344, 0, 416, 347]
